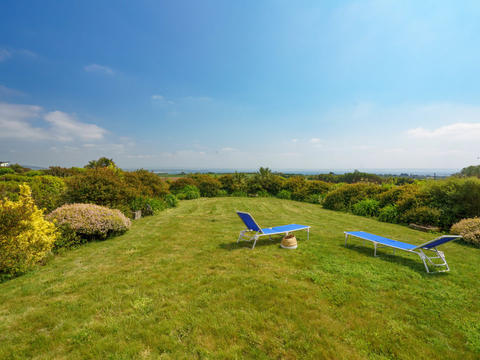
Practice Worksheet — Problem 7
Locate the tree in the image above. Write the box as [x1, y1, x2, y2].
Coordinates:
[84, 157, 117, 169]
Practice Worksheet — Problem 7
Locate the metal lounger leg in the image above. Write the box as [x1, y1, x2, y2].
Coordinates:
[307, 228, 310, 241]
[251, 235, 259, 250]
[374, 242, 377, 257]
[344, 234, 348, 247]
[237, 230, 246, 243]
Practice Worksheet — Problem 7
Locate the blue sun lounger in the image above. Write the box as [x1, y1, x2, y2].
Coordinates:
[344, 231, 461, 273]
[236, 211, 310, 249]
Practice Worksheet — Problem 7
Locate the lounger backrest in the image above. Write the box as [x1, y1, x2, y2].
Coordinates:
[414, 235, 461, 250]
[236, 211, 261, 232]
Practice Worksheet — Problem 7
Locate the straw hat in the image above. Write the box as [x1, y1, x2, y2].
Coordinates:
[281, 234, 297, 249]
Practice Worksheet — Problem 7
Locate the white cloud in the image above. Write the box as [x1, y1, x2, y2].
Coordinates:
[291, 138, 298, 143]
[310, 138, 321, 144]
[407, 122, 480, 141]
[0, 103, 107, 142]
[84, 64, 114, 75]
[44, 111, 106, 141]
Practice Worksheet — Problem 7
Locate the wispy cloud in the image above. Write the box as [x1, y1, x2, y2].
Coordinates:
[0, 49, 12, 62]
[310, 138, 321, 144]
[407, 122, 480, 141]
[151, 94, 174, 104]
[44, 111, 107, 141]
[0, 103, 107, 142]
[0, 48, 37, 62]
[0, 84, 25, 98]
[220, 147, 237, 152]
[84, 64, 115, 75]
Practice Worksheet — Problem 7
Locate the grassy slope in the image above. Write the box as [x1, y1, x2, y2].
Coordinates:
[0, 197, 479, 359]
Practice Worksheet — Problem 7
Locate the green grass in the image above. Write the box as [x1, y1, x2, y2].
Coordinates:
[1, 197, 479, 359]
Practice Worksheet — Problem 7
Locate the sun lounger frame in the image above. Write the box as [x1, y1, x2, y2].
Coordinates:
[344, 231, 461, 273]
[236, 211, 310, 249]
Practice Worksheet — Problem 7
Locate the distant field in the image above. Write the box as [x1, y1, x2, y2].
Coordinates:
[0, 198, 478, 359]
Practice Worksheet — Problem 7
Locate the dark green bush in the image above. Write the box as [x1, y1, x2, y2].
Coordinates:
[395, 184, 425, 214]
[352, 199, 380, 217]
[123, 170, 169, 198]
[0, 168, 14, 175]
[30, 176, 66, 212]
[217, 189, 228, 197]
[191, 175, 221, 197]
[323, 183, 383, 211]
[423, 178, 480, 229]
[54, 223, 86, 250]
[130, 196, 166, 216]
[231, 190, 248, 197]
[257, 190, 271, 197]
[165, 194, 179, 207]
[276, 190, 292, 200]
[378, 205, 398, 223]
[177, 185, 200, 200]
[308, 180, 331, 195]
[218, 173, 247, 194]
[64, 168, 137, 212]
[170, 178, 198, 193]
[402, 206, 441, 226]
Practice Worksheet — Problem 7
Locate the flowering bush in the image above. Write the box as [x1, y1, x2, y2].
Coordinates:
[0, 185, 57, 275]
[451, 218, 480, 247]
[48, 203, 131, 240]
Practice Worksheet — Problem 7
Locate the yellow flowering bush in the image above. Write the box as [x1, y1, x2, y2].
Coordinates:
[0, 184, 57, 275]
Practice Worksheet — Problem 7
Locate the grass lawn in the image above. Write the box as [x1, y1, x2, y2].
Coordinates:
[1, 197, 479, 359]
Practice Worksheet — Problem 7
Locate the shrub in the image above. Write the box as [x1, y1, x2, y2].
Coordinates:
[123, 170, 169, 198]
[323, 183, 383, 211]
[424, 178, 480, 229]
[43, 166, 86, 177]
[47, 204, 131, 240]
[54, 223, 86, 250]
[352, 199, 380, 217]
[395, 184, 425, 214]
[30, 175, 66, 212]
[65, 168, 137, 212]
[0, 168, 14, 175]
[306, 194, 322, 204]
[165, 194, 179, 207]
[130, 196, 167, 216]
[276, 189, 292, 200]
[378, 205, 399, 223]
[284, 176, 308, 193]
[231, 190, 248, 197]
[257, 190, 271, 197]
[0, 185, 57, 275]
[307, 180, 331, 195]
[217, 189, 228, 197]
[451, 218, 480, 247]
[402, 206, 441, 226]
[177, 185, 200, 200]
[192, 175, 221, 197]
[24, 170, 44, 177]
[170, 178, 197, 193]
[219, 173, 247, 193]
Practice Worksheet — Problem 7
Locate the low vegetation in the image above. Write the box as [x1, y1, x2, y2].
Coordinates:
[0, 197, 478, 359]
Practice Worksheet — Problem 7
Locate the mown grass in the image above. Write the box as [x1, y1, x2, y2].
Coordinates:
[0, 197, 479, 359]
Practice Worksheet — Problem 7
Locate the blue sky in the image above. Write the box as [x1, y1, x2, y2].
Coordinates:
[1, 0, 480, 170]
